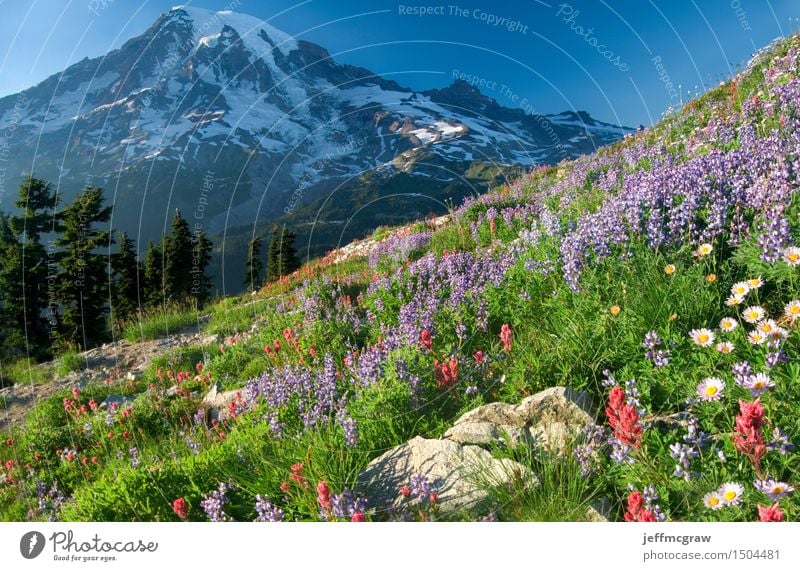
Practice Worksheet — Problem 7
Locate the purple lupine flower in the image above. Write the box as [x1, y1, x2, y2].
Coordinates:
[201, 482, 231, 522]
[732, 361, 753, 386]
[642, 485, 667, 522]
[331, 488, 368, 519]
[767, 427, 796, 454]
[765, 351, 788, 367]
[254, 495, 285, 522]
[574, 423, 606, 477]
[669, 442, 699, 481]
[408, 473, 433, 499]
[608, 436, 634, 464]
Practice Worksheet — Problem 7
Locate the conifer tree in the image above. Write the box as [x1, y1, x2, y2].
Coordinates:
[142, 241, 165, 308]
[0, 176, 58, 358]
[244, 234, 263, 291]
[266, 225, 282, 282]
[111, 231, 140, 325]
[164, 210, 194, 303]
[278, 227, 300, 277]
[53, 186, 112, 349]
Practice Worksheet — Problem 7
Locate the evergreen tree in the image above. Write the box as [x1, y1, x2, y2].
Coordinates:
[142, 241, 165, 308]
[111, 231, 141, 325]
[164, 210, 194, 303]
[244, 234, 263, 291]
[0, 176, 58, 358]
[266, 225, 282, 282]
[278, 227, 300, 277]
[53, 186, 112, 349]
[191, 228, 213, 306]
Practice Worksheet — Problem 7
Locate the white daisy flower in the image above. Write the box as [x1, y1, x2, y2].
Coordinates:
[731, 281, 751, 297]
[697, 377, 725, 401]
[747, 277, 763, 289]
[726, 295, 744, 307]
[689, 328, 715, 347]
[742, 306, 766, 324]
[703, 491, 724, 510]
[783, 246, 800, 266]
[748, 330, 767, 345]
[719, 482, 744, 506]
[743, 372, 774, 396]
[755, 479, 794, 501]
[715, 341, 734, 354]
[757, 319, 778, 334]
[784, 300, 800, 321]
[719, 317, 738, 332]
[697, 243, 714, 257]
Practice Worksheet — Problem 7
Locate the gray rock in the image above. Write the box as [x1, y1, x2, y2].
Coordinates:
[444, 421, 530, 447]
[447, 386, 594, 455]
[585, 498, 614, 522]
[200, 334, 220, 347]
[201, 383, 244, 422]
[101, 394, 136, 409]
[358, 436, 535, 517]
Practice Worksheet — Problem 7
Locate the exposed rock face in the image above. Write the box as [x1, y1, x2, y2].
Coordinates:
[444, 386, 594, 454]
[357, 436, 535, 517]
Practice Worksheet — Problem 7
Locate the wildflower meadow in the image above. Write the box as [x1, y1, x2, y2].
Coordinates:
[3, 33, 800, 524]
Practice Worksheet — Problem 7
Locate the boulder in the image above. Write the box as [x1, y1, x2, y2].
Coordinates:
[358, 436, 535, 517]
[444, 386, 594, 455]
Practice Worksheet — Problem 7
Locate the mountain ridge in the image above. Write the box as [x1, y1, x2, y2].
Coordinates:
[0, 5, 632, 291]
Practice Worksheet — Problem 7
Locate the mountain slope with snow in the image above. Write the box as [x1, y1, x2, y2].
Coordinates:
[0, 6, 632, 259]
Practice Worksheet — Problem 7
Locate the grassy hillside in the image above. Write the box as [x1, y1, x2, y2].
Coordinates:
[2, 34, 800, 522]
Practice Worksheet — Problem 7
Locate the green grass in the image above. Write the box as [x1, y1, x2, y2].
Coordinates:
[0, 357, 52, 387]
[205, 296, 273, 336]
[122, 305, 201, 342]
[483, 443, 603, 522]
[53, 349, 85, 378]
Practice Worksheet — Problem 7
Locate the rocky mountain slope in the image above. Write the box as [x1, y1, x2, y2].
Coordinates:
[0, 6, 630, 263]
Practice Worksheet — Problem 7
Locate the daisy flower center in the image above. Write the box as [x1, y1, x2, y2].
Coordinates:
[705, 386, 718, 396]
[723, 491, 737, 501]
[698, 334, 709, 343]
[708, 497, 719, 506]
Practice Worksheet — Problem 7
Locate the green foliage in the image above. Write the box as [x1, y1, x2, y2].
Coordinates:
[244, 234, 263, 291]
[53, 186, 112, 349]
[164, 210, 195, 304]
[111, 231, 141, 326]
[54, 349, 85, 378]
[122, 304, 200, 343]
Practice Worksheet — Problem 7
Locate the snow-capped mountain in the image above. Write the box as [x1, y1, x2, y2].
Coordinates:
[0, 6, 632, 248]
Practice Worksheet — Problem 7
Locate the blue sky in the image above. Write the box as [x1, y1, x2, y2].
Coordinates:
[0, 0, 797, 126]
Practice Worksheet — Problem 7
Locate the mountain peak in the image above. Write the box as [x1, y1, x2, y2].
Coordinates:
[166, 5, 298, 56]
